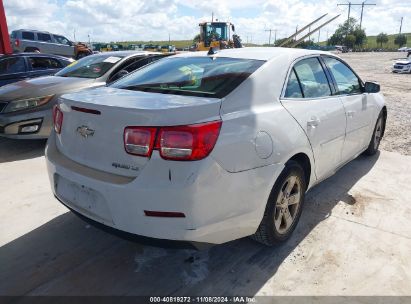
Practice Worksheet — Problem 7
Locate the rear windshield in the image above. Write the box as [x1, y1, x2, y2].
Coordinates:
[55, 54, 125, 78]
[111, 57, 265, 98]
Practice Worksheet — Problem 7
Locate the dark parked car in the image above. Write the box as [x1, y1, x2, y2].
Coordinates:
[0, 53, 73, 87]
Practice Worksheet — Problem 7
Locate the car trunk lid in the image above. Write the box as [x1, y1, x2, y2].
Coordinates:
[55, 87, 222, 177]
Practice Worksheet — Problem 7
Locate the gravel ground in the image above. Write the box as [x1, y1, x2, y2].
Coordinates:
[339, 52, 411, 155]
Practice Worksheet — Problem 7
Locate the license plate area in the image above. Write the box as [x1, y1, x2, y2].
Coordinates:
[56, 174, 113, 224]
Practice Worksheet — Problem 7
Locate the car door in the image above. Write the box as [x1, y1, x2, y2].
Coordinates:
[280, 56, 347, 180]
[322, 56, 375, 162]
[0, 57, 28, 86]
[36, 33, 53, 54]
[53, 35, 75, 57]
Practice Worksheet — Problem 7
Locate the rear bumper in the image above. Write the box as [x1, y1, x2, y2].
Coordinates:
[0, 108, 52, 139]
[45, 133, 283, 244]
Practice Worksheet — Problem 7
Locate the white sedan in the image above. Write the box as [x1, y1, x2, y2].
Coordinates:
[392, 59, 411, 73]
[46, 48, 386, 246]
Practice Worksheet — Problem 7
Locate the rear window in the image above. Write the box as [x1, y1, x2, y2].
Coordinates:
[55, 54, 125, 78]
[37, 33, 52, 42]
[111, 57, 265, 98]
[22, 32, 35, 40]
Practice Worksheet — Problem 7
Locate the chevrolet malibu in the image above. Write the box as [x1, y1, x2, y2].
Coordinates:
[46, 48, 386, 246]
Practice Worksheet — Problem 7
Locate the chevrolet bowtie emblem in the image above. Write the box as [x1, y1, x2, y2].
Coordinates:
[76, 126, 95, 138]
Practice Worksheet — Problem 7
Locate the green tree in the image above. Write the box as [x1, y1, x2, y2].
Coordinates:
[274, 38, 288, 46]
[327, 18, 367, 48]
[394, 34, 407, 48]
[376, 33, 389, 48]
[345, 35, 356, 49]
[193, 34, 201, 43]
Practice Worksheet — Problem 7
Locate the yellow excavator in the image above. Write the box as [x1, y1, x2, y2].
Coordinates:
[195, 21, 242, 51]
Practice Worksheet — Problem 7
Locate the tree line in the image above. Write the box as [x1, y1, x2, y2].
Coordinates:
[328, 17, 407, 49]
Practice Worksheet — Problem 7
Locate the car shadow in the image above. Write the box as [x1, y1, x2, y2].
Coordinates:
[0, 137, 46, 163]
[0, 153, 380, 296]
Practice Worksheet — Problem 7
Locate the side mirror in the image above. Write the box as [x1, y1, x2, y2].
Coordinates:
[231, 25, 235, 32]
[110, 70, 129, 82]
[364, 81, 380, 93]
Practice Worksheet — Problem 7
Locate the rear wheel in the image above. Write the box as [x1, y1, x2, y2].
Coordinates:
[252, 161, 306, 246]
[364, 113, 384, 156]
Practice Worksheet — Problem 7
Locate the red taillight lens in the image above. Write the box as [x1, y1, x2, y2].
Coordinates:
[123, 121, 222, 161]
[14, 39, 20, 47]
[124, 127, 157, 157]
[53, 105, 63, 134]
[156, 121, 222, 161]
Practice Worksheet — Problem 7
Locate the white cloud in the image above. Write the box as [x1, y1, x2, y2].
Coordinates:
[3, 0, 411, 45]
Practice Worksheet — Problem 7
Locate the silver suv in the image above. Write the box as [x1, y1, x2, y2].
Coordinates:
[10, 29, 92, 59]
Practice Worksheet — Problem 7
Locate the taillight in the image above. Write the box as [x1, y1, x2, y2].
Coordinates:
[14, 39, 20, 47]
[123, 121, 222, 161]
[124, 127, 157, 157]
[156, 121, 222, 160]
[53, 105, 63, 134]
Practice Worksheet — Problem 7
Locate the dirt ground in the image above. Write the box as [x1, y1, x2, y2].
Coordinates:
[339, 52, 411, 155]
[1, 52, 411, 297]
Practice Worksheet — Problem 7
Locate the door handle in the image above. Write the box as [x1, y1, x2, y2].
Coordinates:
[346, 110, 355, 118]
[307, 117, 320, 128]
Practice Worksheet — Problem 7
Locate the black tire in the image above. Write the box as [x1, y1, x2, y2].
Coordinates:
[252, 160, 307, 246]
[364, 112, 384, 156]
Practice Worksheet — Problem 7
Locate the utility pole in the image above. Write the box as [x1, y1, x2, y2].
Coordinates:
[399, 17, 403, 34]
[359, 2, 376, 29]
[265, 29, 276, 46]
[338, 2, 376, 30]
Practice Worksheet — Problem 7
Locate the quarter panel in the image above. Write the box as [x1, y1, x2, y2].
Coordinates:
[213, 101, 315, 174]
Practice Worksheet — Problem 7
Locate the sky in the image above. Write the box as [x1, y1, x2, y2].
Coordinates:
[3, 0, 410, 44]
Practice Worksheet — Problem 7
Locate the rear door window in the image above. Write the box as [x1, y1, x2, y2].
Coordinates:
[22, 32, 35, 40]
[37, 33, 52, 42]
[293, 57, 332, 98]
[0, 57, 26, 74]
[323, 57, 362, 95]
[284, 69, 303, 98]
[29, 57, 62, 70]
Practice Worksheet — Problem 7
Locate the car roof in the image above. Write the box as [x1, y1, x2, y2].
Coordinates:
[172, 47, 331, 61]
[14, 29, 52, 34]
[0, 53, 73, 61]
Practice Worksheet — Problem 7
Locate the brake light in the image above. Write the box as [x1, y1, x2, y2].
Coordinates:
[53, 105, 63, 134]
[14, 39, 20, 47]
[156, 121, 222, 160]
[123, 121, 222, 161]
[124, 127, 157, 157]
